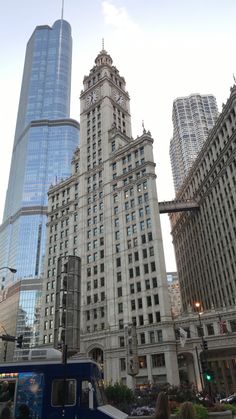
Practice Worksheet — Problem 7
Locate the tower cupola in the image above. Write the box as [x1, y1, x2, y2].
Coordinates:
[95, 49, 113, 67]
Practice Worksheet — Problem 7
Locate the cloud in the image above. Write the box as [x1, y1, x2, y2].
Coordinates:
[101, 1, 139, 32]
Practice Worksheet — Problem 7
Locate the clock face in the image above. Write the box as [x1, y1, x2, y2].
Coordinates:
[87, 90, 98, 106]
[115, 91, 124, 105]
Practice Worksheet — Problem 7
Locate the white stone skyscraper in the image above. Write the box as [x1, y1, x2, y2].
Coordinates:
[170, 94, 218, 193]
[42, 48, 180, 386]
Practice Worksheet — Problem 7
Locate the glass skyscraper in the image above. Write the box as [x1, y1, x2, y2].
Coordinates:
[0, 19, 79, 287]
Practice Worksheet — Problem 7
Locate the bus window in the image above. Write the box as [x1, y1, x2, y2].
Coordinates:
[51, 379, 76, 406]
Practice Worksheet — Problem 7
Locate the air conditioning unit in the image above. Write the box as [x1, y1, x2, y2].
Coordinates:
[20, 347, 62, 361]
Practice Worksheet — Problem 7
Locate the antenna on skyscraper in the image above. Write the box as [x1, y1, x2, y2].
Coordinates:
[61, 0, 64, 20]
[102, 38, 105, 50]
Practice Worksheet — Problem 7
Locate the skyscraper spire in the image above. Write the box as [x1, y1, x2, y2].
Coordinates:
[102, 38, 104, 50]
[61, 0, 64, 20]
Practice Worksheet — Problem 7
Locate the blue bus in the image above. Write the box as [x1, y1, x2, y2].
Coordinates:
[0, 351, 127, 418]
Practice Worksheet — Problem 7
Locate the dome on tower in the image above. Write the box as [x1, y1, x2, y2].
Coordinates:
[95, 49, 113, 67]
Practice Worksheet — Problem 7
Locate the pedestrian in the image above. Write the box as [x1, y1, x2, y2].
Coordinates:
[179, 402, 196, 419]
[154, 391, 170, 419]
[0, 381, 10, 402]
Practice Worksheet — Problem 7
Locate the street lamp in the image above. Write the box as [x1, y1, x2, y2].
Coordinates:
[195, 301, 203, 336]
[0, 267, 17, 273]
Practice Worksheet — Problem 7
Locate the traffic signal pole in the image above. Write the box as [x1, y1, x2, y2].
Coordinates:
[195, 346, 204, 391]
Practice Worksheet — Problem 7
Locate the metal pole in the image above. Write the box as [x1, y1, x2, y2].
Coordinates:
[195, 346, 204, 391]
[3, 341, 8, 362]
[62, 344, 68, 417]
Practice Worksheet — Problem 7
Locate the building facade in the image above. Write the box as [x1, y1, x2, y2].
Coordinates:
[0, 279, 42, 362]
[170, 94, 218, 193]
[41, 48, 180, 386]
[167, 272, 182, 318]
[175, 306, 236, 394]
[0, 19, 79, 286]
[170, 85, 236, 312]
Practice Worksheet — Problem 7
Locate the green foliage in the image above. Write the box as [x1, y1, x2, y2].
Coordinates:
[193, 404, 208, 419]
[105, 382, 134, 405]
[176, 404, 208, 419]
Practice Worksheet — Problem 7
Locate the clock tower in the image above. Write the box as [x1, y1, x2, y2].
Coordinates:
[80, 48, 132, 172]
[43, 48, 180, 387]
[77, 49, 179, 385]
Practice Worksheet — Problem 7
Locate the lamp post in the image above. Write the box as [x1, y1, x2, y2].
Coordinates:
[195, 301, 204, 391]
[195, 302, 203, 337]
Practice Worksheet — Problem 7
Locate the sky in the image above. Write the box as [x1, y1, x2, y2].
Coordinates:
[1, 0, 236, 271]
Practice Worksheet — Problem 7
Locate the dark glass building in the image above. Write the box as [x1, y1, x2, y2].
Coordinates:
[0, 19, 79, 285]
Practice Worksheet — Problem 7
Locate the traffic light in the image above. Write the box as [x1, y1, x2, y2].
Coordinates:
[203, 340, 208, 351]
[204, 369, 214, 381]
[1, 334, 16, 342]
[201, 359, 208, 373]
[16, 335, 23, 348]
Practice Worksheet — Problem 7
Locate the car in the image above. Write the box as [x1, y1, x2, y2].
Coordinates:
[220, 394, 236, 404]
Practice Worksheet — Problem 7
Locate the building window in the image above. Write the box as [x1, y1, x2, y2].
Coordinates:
[120, 358, 126, 371]
[154, 294, 159, 305]
[138, 356, 147, 369]
[151, 353, 165, 368]
[117, 287, 122, 297]
[230, 320, 236, 332]
[118, 302, 123, 313]
[138, 298, 143, 309]
[144, 264, 149, 274]
[156, 312, 161, 322]
[135, 266, 140, 276]
[149, 331, 155, 343]
[157, 330, 163, 342]
[151, 262, 156, 272]
[147, 296, 152, 306]
[148, 232, 153, 241]
[152, 277, 157, 288]
[139, 315, 144, 325]
[145, 279, 150, 289]
[117, 272, 122, 282]
[140, 333, 145, 344]
[119, 336, 125, 347]
[119, 319, 124, 329]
